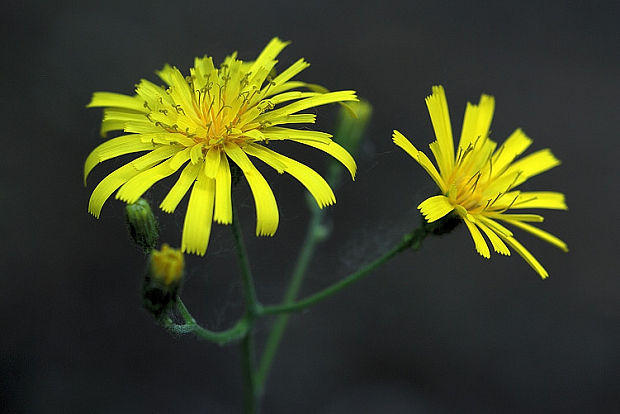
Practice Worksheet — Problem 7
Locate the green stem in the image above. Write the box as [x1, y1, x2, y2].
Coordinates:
[255, 201, 326, 392]
[260, 229, 426, 315]
[163, 300, 249, 345]
[231, 203, 261, 316]
[240, 331, 257, 414]
[231, 201, 259, 413]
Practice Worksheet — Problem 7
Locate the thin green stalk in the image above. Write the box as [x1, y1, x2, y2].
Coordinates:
[255, 202, 326, 392]
[231, 204, 261, 316]
[231, 201, 259, 413]
[240, 332, 257, 414]
[165, 309, 249, 345]
[260, 230, 425, 315]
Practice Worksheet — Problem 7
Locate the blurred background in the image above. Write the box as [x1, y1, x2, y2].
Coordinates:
[2, 0, 619, 412]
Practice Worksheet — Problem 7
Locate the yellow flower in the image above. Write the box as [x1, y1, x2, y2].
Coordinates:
[393, 86, 567, 278]
[150, 244, 184, 286]
[85, 38, 357, 255]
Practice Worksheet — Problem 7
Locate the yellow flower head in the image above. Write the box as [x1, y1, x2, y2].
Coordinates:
[150, 244, 184, 286]
[85, 38, 357, 255]
[393, 86, 567, 278]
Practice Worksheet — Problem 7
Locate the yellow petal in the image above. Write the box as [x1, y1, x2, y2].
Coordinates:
[259, 127, 332, 144]
[273, 58, 310, 85]
[225, 144, 279, 236]
[248, 37, 290, 82]
[475, 218, 510, 256]
[84, 135, 155, 184]
[203, 147, 221, 178]
[160, 162, 201, 213]
[116, 150, 190, 204]
[497, 218, 568, 252]
[88, 148, 172, 218]
[491, 128, 532, 177]
[99, 119, 126, 137]
[458, 94, 495, 152]
[463, 216, 491, 258]
[392, 130, 446, 192]
[505, 149, 561, 189]
[425, 85, 454, 175]
[102, 109, 148, 123]
[245, 144, 335, 208]
[181, 172, 215, 256]
[162, 66, 203, 124]
[264, 113, 317, 126]
[510, 191, 568, 210]
[264, 80, 306, 97]
[497, 233, 549, 279]
[86, 92, 145, 111]
[288, 138, 357, 180]
[214, 156, 233, 224]
[489, 213, 544, 222]
[417, 195, 454, 223]
[256, 91, 357, 123]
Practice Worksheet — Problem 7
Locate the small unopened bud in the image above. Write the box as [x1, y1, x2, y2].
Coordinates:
[143, 244, 184, 318]
[125, 198, 159, 253]
[327, 99, 373, 187]
[333, 99, 373, 156]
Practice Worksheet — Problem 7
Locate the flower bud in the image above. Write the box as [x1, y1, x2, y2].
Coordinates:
[125, 198, 159, 253]
[327, 99, 372, 187]
[333, 99, 373, 156]
[143, 244, 184, 318]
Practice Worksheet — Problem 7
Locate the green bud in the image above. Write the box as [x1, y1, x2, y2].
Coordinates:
[327, 99, 373, 187]
[143, 244, 184, 319]
[333, 99, 373, 156]
[125, 198, 159, 253]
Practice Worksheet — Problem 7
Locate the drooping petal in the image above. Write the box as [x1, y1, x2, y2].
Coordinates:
[245, 143, 335, 208]
[203, 147, 222, 178]
[497, 218, 568, 252]
[160, 162, 201, 213]
[116, 149, 190, 204]
[214, 155, 233, 224]
[181, 172, 215, 255]
[88, 147, 177, 217]
[475, 218, 510, 256]
[418, 195, 454, 223]
[425, 85, 454, 175]
[392, 130, 446, 192]
[477, 216, 514, 237]
[288, 138, 357, 180]
[84, 135, 155, 184]
[463, 216, 491, 259]
[225, 144, 279, 236]
[497, 233, 549, 279]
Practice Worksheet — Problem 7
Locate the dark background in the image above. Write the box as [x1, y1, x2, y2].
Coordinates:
[2, 0, 619, 412]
